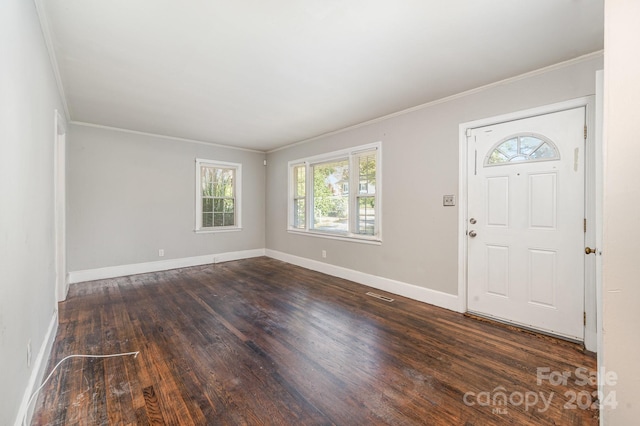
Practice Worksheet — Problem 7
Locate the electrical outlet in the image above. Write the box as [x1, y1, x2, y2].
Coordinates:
[158, 249, 165, 257]
[322, 250, 327, 258]
[443, 195, 456, 206]
[27, 340, 32, 368]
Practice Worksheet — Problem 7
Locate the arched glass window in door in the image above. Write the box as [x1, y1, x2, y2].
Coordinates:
[484, 134, 560, 166]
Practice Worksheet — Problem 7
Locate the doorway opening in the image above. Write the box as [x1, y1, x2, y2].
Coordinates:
[457, 97, 598, 351]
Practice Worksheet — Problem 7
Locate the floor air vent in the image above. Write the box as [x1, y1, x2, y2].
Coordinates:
[366, 292, 394, 302]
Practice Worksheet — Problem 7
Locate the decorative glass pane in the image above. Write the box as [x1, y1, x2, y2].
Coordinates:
[489, 150, 509, 164]
[501, 138, 518, 157]
[530, 143, 556, 159]
[312, 159, 349, 233]
[519, 136, 543, 155]
[485, 135, 559, 166]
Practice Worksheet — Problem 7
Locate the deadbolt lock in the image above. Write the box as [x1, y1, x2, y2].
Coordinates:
[469, 218, 477, 224]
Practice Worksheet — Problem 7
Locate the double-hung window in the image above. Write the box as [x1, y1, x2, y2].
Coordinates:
[195, 159, 241, 232]
[288, 142, 381, 243]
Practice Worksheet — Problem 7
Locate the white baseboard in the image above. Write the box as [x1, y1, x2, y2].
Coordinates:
[69, 247, 459, 310]
[68, 249, 266, 284]
[14, 311, 58, 426]
[265, 249, 461, 313]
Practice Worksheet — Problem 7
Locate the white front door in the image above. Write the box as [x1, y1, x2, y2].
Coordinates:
[467, 107, 585, 340]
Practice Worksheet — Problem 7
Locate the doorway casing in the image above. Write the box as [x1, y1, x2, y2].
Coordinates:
[54, 110, 67, 302]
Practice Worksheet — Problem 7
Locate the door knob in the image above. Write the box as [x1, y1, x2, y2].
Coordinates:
[585, 247, 596, 255]
[469, 230, 477, 238]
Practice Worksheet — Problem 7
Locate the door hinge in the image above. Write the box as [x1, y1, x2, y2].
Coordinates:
[466, 128, 472, 137]
[584, 312, 587, 326]
[584, 125, 587, 140]
[584, 218, 587, 233]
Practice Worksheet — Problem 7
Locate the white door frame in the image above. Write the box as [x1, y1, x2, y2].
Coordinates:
[457, 96, 598, 351]
[54, 110, 67, 302]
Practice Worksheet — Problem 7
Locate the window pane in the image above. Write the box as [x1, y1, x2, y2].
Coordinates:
[294, 199, 305, 229]
[201, 168, 211, 193]
[214, 199, 224, 213]
[213, 213, 224, 227]
[357, 196, 375, 235]
[294, 165, 305, 197]
[499, 138, 518, 157]
[202, 182, 212, 196]
[519, 136, 543, 155]
[312, 159, 349, 233]
[202, 198, 213, 213]
[213, 168, 234, 197]
[530, 143, 556, 159]
[223, 213, 235, 226]
[488, 150, 509, 164]
[202, 213, 213, 228]
[224, 198, 234, 213]
[358, 152, 376, 194]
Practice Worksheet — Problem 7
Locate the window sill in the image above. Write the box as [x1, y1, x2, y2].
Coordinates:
[195, 227, 243, 234]
[287, 229, 382, 245]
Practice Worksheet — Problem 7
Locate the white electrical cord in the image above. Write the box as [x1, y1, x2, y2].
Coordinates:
[22, 351, 140, 426]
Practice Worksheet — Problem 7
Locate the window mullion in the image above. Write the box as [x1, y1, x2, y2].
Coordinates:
[305, 162, 311, 232]
[349, 154, 357, 235]
[374, 151, 379, 236]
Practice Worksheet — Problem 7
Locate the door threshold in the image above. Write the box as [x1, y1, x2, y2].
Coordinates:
[464, 312, 593, 355]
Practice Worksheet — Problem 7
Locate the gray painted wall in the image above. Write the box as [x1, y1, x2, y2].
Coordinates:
[0, 1, 65, 424]
[67, 124, 266, 271]
[266, 56, 603, 295]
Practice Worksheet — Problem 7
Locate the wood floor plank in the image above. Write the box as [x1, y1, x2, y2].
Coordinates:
[32, 257, 598, 425]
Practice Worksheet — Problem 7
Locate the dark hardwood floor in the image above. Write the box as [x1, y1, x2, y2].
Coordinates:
[32, 257, 598, 425]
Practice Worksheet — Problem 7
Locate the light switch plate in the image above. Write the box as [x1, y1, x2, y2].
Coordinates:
[443, 195, 456, 206]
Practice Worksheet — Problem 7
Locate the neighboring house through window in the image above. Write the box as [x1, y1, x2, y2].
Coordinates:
[288, 142, 381, 243]
[195, 159, 241, 232]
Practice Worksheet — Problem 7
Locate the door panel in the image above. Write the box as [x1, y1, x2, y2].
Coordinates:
[529, 173, 556, 229]
[528, 249, 556, 307]
[467, 107, 585, 340]
[486, 245, 509, 297]
[487, 177, 509, 226]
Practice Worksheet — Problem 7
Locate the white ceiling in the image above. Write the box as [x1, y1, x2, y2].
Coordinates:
[39, 1, 603, 152]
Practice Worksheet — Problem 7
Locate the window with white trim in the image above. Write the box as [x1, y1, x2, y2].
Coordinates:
[195, 159, 241, 232]
[288, 143, 381, 242]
